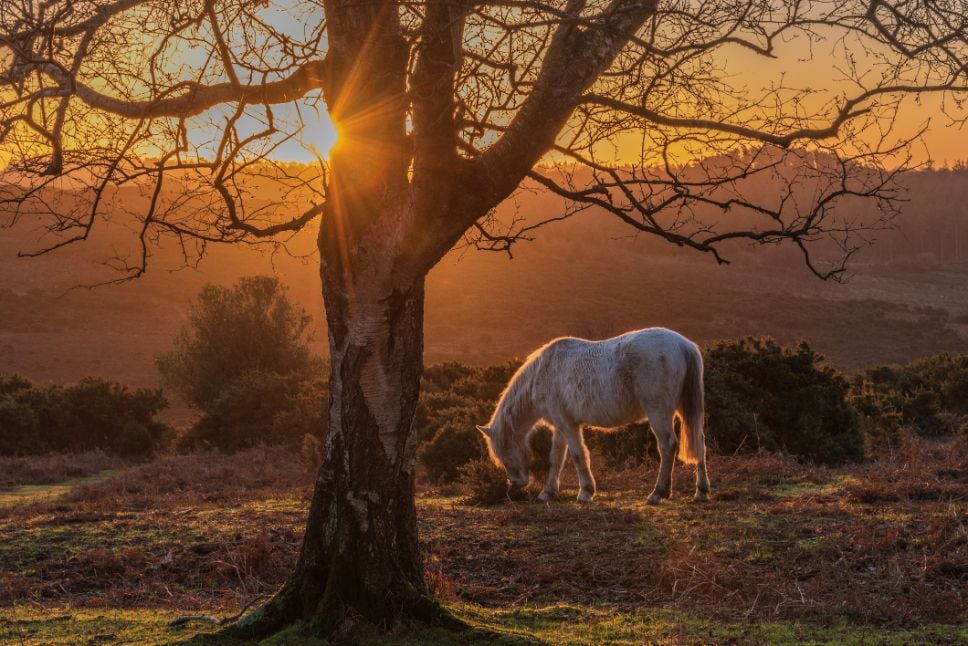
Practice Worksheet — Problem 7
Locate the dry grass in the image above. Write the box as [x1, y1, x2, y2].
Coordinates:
[59, 445, 312, 510]
[0, 450, 124, 489]
[0, 446, 310, 612]
[0, 439, 965, 638]
[422, 439, 967, 629]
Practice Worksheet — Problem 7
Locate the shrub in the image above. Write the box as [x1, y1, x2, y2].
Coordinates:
[416, 361, 521, 479]
[61, 378, 169, 451]
[271, 372, 329, 447]
[452, 362, 520, 402]
[703, 338, 862, 465]
[0, 375, 169, 456]
[0, 397, 40, 454]
[418, 342, 868, 470]
[459, 458, 512, 505]
[422, 362, 477, 394]
[415, 394, 491, 443]
[113, 421, 156, 458]
[853, 393, 905, 454]
[179, 370, 326, 452]
[419, 420, 486, 483]
[586, 422, 657, 467]
[157, 276, 316, 409]
[851, 353, 968, 442]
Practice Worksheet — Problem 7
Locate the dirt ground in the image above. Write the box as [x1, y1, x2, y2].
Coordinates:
[0, 440, 965, 644]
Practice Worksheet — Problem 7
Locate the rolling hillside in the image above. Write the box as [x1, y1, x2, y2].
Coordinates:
[1, 167, 967, 391]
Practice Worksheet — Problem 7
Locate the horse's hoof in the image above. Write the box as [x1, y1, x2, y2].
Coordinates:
[646, 493, 664, 505]
[577, 491, 594, 504]
[693, 492, 710, 503]
[537, 490, 556, 503]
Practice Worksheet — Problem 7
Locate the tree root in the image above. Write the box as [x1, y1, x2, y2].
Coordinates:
[217, 584, 475, 643]
[169, 594, 270, 629]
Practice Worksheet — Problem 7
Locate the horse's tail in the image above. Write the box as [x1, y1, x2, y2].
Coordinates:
[677, 343, 705, 465]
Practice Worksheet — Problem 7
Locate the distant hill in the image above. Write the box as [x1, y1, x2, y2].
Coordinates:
[1, 167, 967, 393]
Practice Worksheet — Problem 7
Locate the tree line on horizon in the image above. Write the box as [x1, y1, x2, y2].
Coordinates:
[4, 158, 968, 275]
[2, 277, 966, 469]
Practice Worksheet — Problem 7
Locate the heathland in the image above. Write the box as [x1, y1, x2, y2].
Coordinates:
[1, 166, 967, 644]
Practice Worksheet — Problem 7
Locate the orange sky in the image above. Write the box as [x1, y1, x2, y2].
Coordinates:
[3, 15, 966, 171]
[288, 29, 968, 167]
[734, 30, 967, 164]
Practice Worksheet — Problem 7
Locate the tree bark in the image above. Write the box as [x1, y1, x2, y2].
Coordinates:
[235, 208, 453, 637]
[226, 6, 462, 633]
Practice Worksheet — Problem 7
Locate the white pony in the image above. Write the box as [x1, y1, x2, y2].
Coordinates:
[477, 327, 709, 504]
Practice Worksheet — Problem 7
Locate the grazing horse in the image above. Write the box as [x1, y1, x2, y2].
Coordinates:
[476, 327, 709, 504]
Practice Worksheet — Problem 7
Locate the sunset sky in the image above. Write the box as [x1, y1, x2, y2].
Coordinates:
[192, 5, 968, 168]
[3, 4, 967, 171]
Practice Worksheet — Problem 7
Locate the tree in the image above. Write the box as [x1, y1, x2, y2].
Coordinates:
[156, 275, 314, 409]
[1, 0, 966, 638]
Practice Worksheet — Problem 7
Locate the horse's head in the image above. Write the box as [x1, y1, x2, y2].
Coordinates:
[476, 422, 531, 488]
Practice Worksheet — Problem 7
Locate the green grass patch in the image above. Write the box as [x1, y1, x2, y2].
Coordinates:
[770, 474, 856, 499]
[0, 515, 170, 573]
[2, 604, 964, 645]
[0, 607, 222, 645]
[0, 470, 118, 509]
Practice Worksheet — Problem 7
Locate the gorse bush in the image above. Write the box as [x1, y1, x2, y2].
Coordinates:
[415, 392, 492, 444]
[419, 421, 485, 483]
[0, 375, 169, 456]
[527, 426, 553, 480]
[417, 362, 519, 482]
[0, 397, 39, 454]
[586, 422, 658, 467]
[850, 353, 968, 451]
[459, 458, 512, 505]
[179, 369, 327, 452]
[114, 421, 157, 458]
[418, 338, 870, 481]
[417, 395, 491, 482]
[703, 338, 862, 465]
[4, 330, 960, 470]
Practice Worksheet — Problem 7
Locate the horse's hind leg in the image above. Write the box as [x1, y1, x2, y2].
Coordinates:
[647, 412, 677, 505]
[695, 452, 711, 502]
[538, 431, 568, 502]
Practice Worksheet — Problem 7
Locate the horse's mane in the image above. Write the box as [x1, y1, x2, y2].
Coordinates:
[488, 345, 547, 441]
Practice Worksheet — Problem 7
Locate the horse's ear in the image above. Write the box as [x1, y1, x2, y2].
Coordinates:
[476, 425, 491, 437]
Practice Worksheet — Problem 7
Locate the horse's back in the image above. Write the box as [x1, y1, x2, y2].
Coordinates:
[533, 328, 697, 426]
[537, 328, 697, 372]
[613, 327, 697, 355]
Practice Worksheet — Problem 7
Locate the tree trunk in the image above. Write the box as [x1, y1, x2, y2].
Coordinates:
[232, 10, 462, 636]
[235, 201, 456, 638]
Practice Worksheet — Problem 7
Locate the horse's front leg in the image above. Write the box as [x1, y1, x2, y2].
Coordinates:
[538, 431, 568, 502]
[559, 424, 596, 503]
